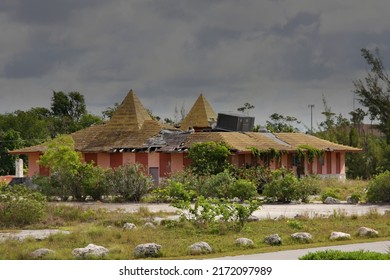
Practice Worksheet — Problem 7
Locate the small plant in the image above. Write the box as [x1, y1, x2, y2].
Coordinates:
[321, 189, 341, 202]
[228, 179, 258, 201]
[286, 220, 303, 230]
[299, 250, 390, 260]
[296, 176, 321, 203]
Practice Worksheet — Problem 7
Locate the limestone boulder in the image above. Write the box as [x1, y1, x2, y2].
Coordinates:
[329, 231, 351, 240]
[72, 244, 109, 258]
[134, 243, 162, 258]
[358, 227, 379, 237]
[143, 222, 156, 229]
[123, 223, 137, 230]
[291, 232, 313, 242]
[30, 248, 55, 259]
[235, 238, 254, 247]
[188, 241, 212, 255]
[264, 234, 282, 245]
[323, 197, 341, 204]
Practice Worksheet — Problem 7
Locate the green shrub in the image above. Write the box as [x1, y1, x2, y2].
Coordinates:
[202, 170, 235, 198]
[105, 164, 154, 202]
[263, 170, 299, 203]
[321, 189, 341, 202]
[366, 171, 390, 203]
[228, 179, 257, 201]
[299, 250, 390, 260]
[0, 185, 47, 227]
[296, 176, 321, 202]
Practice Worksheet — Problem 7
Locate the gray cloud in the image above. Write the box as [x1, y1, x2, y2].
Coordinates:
[1, 0, 390, 129]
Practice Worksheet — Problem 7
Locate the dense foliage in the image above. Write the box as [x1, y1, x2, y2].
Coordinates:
[299, 250, 390, 260]
[0, 185, 47, 226]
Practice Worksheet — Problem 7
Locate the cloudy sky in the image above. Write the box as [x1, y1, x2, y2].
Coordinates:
[1, 0, 390, 131]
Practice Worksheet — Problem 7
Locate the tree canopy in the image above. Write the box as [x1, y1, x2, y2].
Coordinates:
[353, 48, 390, 143]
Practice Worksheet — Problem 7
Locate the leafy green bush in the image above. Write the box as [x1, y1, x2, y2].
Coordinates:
[263, 170, 299, 203]
[296, 176, 321, 202]
[366, 171, 390, 203]
[228, 179, 258, 201]
[201, 170, 235, 198]
[105, 164, 154, 202]
[0, 185, 47, 226]
[320, 189, 341, 202]
[299, 250, 390, 260]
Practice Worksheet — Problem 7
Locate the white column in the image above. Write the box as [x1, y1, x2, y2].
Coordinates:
[15, 158, 24, 177]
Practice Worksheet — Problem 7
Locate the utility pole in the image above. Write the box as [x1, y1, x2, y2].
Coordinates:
[308, 104, 315, 134]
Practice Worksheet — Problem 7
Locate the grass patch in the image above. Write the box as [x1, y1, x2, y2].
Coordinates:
[0, 203, 389, 259]
[299, 250, 390, 260]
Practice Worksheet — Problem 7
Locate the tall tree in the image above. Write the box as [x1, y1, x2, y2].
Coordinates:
[265, 113, 301, 132]
[237, 103, 255, 115]
[353, 48, 390, 143]
[0, 129, 24, 175]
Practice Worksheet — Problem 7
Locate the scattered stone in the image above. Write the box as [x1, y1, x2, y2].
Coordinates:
[143, 222, 156, 229]
[247, 215, 259, 222]
[72, 244, 109, 258]
[329, 231, 351, 240]
[231, 197, 241, 203]
[188, 241, 213, 255]
[291, 232, 313, 242]
[346, 196, 359, 204]
[235, 238, 254, 247]
[358, 227, 379, 237]
[30, 248, 55, 259]
[264, 234, 282, 245]
[123, 223, 137, 230]
[323, 197, 341, 204]
[134, 243, 162, 258]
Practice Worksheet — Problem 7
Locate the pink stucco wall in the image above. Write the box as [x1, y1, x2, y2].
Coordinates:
[148, 152, 159, 168]
[97, 153, 110, 169]
[123, 153, 136, 164]
[28, 152, 40, 177]
[171, 153, 184, 173]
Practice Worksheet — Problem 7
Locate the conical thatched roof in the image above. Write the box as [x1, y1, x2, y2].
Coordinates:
[180, 94, 217, 131]
[106, 89, 153, 131]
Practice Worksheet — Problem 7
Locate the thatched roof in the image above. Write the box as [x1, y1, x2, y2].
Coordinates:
[274, 133, 361, 152]
[11, 90, 174, 154]
[10, 90, 360, 155]
[180, 94, 217, 130]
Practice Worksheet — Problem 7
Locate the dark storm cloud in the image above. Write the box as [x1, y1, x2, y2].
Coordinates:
[0, 0, 101, 25]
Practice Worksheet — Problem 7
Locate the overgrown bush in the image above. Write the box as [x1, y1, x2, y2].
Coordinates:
[228, 179, 258, 201]
[366, 171, 390, 203]
[229, 166, 272, 194]
[105, 163, 154, 202]
[263, 170, 299, 203]
[201, 170, 235, 198]
[0, 185, 47, 227]
[296, 175, 321, 202]
[321, 189, 341, 202]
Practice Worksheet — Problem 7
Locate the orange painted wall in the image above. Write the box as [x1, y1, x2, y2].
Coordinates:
[28, 153, 40, 177]
[148, 152, 160, 167]
[171, 153, 184, 173]
[135, 153, 148, 168]
[84, 153, 98, 166]
[159, 153, 171, 177]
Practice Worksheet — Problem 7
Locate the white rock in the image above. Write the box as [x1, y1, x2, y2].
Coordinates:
[123, 223, 137, 230]
[291, 232, 313, 242]
[264, 234, 282, 245]
[235, 238, 254, 246]
[134, 243, 162, 258]
[30, 248, 55, 259]
[329, 231, 351, 240]
[323, 197, 341, 204]
[143, 222, 156, 229]
[72, 244, 109, 258]
[188, 241, 212, 255]
[358, 227, 379, 237]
